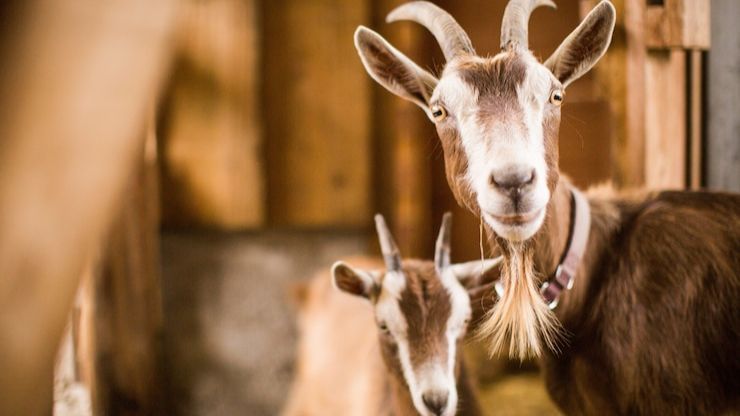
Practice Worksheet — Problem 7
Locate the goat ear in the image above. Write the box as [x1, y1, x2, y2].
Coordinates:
[331, 261, 377, 299]
[544, 1, 616, 87]
[449, 257, 503, 289]
[354, 26, 438, 118]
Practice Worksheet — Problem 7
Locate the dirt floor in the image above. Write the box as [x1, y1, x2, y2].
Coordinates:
[161, 231, 560, 415]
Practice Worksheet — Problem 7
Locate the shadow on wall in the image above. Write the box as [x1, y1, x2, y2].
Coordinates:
[160, 230, 368, 416]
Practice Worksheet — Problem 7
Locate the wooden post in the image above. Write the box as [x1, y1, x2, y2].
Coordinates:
[590, 0, 710, 189]
[372, 0, 437, 258]
[644, 0, 710, 188]
[88, 120, 167, 415]
[159, 0, 265, 229]
[0, 1, 176, 414]
[644, 49, 687, 188]
[687, 50, 704, 189]
[587, 0, 648, 187]
[264, 0, 372, 229]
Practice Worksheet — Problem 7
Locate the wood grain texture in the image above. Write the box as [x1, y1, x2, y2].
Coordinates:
[645, 49, 687, 189]
[588, 0, 648, 187]
[688, 50, 703, 189]
[264, 0, 371, 228]
[373, 0, 438, 258]
[159, 0, 264, 229]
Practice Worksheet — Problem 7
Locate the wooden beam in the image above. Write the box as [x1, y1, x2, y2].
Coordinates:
[688, 50, 704, 189]
[0, 1, 176, 414]
[644, 49, 687, 188]
[588, 0, 648, 187]
[264, 0, 371, 228]
[371, 0, 438, 258]
[646, 0, 710, 50]
[159, 0, 265, 229]
[89, 122, 167, 415]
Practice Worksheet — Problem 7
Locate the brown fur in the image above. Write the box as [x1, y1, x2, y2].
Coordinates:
[528, 183, 740, 415]
[283, 258, 483, 416]
[397, 261, 452, 369]
[437, 52, 563, 217]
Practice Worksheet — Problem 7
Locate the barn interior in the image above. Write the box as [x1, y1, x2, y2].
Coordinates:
[0, 0, 737, 415]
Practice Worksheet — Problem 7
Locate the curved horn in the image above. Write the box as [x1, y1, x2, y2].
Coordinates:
[500, 0, 557, 51]
[374, 214, 402, 271]
[434, 212, 452, 271]
[387, 1, 474, 61]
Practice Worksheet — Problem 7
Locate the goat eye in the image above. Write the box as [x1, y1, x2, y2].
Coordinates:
[549, 90, 564, 106]
[378, 322, 389, 333]
[430, 105, 447, 122]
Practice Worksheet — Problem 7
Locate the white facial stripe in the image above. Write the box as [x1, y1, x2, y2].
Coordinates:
[375, 271, 431, 415]
[437, 53, 553, 242]
[442, 269, 472, 415]
[376, 269, 471, 416]
[433, 69, 479, 120]
[375, 270, 407, 334]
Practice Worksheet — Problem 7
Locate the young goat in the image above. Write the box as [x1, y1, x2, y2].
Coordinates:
[283, 214, 500, 416]
[354, 1, 740, 414]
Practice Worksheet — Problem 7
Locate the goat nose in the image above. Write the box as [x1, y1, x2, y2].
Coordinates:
[422, 390, 449, 415]
[489, 167, 536, 193]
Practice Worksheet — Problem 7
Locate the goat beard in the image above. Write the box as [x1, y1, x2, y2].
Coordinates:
[476, 240, 563, 361]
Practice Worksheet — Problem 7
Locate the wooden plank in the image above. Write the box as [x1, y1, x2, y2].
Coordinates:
[688, 50, 703, 189]
[646, 0, 710, 50]
[89, 123, 167, 415]
[587, 0, 648, 187]
[372, 0, 437, 257]
[264, 0, 371, 228]
[159, 0, 264, 229]
[706, 0, 740, 192]
[0, 1, 176, 414]
[644, 49, 687, 188]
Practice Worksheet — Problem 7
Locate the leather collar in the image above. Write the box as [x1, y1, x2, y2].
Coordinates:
[539, 186, 591, 309]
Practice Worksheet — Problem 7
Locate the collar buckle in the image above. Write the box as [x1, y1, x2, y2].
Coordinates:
[538, 186, 591, 310]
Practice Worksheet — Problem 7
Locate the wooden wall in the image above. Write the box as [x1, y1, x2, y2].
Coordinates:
[263, 0, 372, 228]
[590, 0, 710, 189]
[159, 0, 265, 229]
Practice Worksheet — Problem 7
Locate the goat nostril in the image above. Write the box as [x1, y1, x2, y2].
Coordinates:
[490, 168, 536, 192]
[422, 391, 449, 415]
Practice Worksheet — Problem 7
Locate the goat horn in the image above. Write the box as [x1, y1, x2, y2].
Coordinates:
[500, 0, 557, 51]
[434, 212, 452, 271]
[374, 214, 402, 271]
[386, 1, 475, 61]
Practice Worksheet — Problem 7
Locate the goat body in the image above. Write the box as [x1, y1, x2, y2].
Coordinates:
[540, 186, 740, 415]
[283, 257, 390, 416]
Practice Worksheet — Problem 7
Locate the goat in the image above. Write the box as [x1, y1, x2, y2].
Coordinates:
[353, 1, 740, 414]
[283, 214, 501, 416]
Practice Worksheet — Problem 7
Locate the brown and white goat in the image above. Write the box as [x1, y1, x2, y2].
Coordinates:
[283, 214, 500, 416]
[354, 1, 740, 414]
